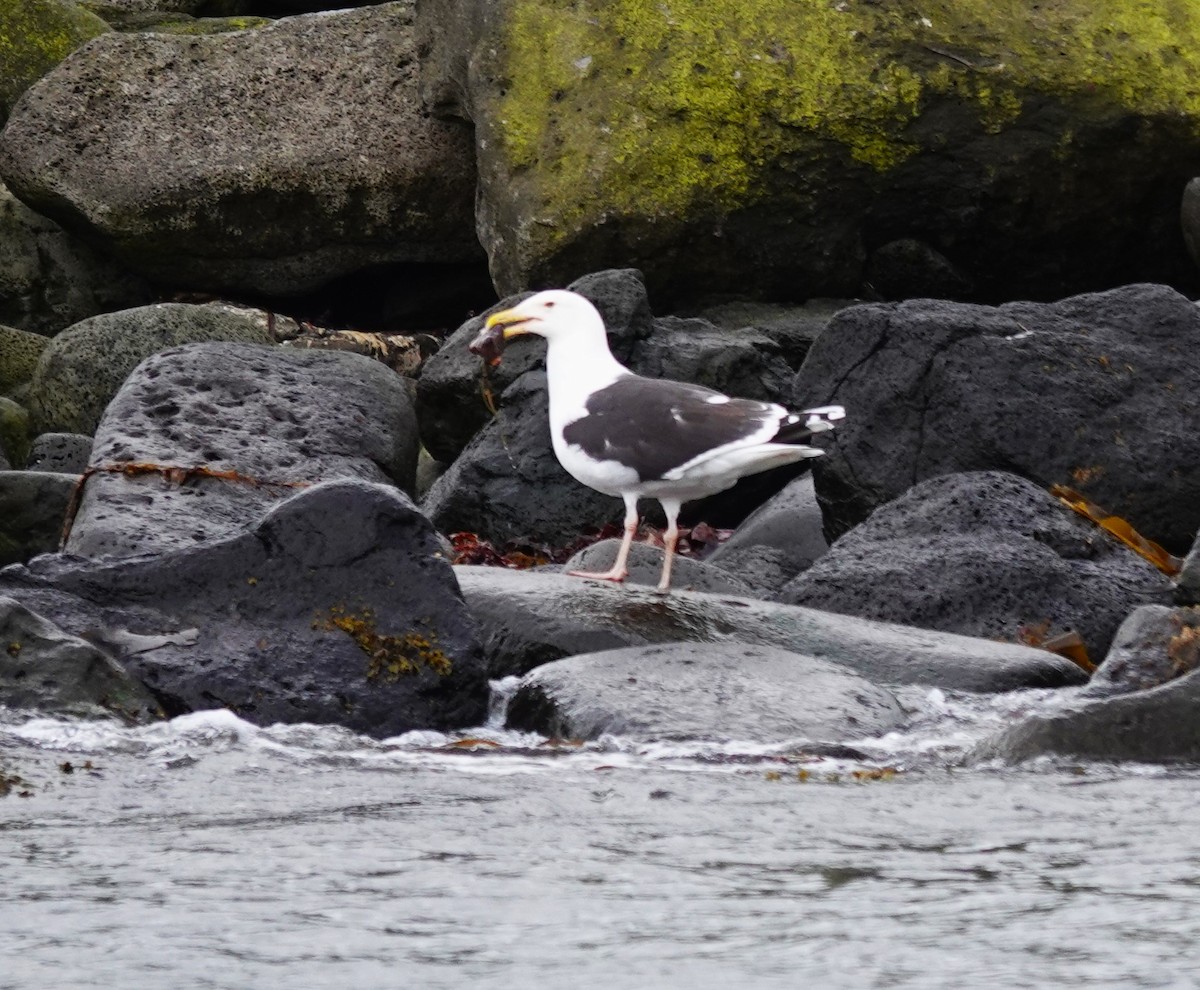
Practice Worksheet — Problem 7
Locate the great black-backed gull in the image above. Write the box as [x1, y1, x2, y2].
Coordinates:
[469, 290, 844, 592]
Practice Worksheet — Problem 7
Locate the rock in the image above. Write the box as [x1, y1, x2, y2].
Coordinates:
[418, 1, 1200, 306]
[794, 284, 1200, 550]
[0, 471, 76, 566]
[505, 641, 904, 742]
[25, 432, 92, 473]
[686, 298, 854, 370]
[776, 472, 1173, 660]
[0, 396, 31, 466]
[422, 371, 625, 546]
[560, 539, 757, 596]
[418, 268, 796, 545]
[0, 2, 480, 297]
[973, 672, 1200, 765]
[0, 181, 152, 336]
[0, 0, 109, 123]
[455, 565, 1087, 692]
[0, 479, 488, 736]
[66, 341, 419, 559]
[707, 471, 829, 593]
[1176, 531, 1200, 606]
[863, 238, 974, 301]
[0, 322, 50, 397]
[0, 596, 160, 722]
[24, 303, 274, 436]
[1182, 178, 1200, 273]
[1084, 605, 1200, 697]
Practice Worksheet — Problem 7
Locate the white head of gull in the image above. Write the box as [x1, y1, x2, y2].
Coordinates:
[470, 289, 844, 592]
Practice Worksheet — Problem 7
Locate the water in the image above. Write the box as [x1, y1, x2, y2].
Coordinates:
[3, 687, 1200, 989]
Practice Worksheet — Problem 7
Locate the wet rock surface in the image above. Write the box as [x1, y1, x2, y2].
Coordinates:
[0, 479, 488, 736]
[794, 284, 1200, 550]
[66, 341, 418, 559]
[506, 641, 904, 743]
[0, 595, 160, 722]
[456, 566, 1087, 692]
[0, 470, 76, 566]
[1084, 605, 1200, 697]
[559, 540, 756, 597]
[777, 472, 1173, 660]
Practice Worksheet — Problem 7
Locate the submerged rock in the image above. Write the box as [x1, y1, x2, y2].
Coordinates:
[777, 472, 1173, 660]
[0, 479, 488, 736]
[456, 566, 1086, 692]
[506, 641, 904, 743]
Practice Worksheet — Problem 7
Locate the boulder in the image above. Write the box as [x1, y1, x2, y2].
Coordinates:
[685, 298, 855, 371]
[1084, 605, 1200, 697]
[66, 341, 419, 559]
[0, 0, 109, 123]
[418, 1, 1200, 305]
[973, 672, 1200, 765]
[0, 322, 50, 397]
[706, 471, 829, 594]
[0, 395, 30, 466]
[1176, 531, 1200, 606]
[559, 540, 757, 597]
[0, 479, 489, 736]
[24, 303, 274, 436]
[776, 472, 1173, 660]
[25, 432, 92, 473]
[506, 641, 904, 743]
[0, 2, 480, 297]
[794, 284, 1200, 550]
[0, 595, 160, 722]
[0, 181, 151, 336]
[0, 471, 76, 566]
[455, 565, 1087, 692]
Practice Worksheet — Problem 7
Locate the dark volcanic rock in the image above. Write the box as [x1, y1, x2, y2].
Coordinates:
[776, 472, 1173, 660]
[974, 672, 1200, 765]
[0, 479, 487, 736]
[1176, 531, 1200, 606]
[67, 341, 418, 559]
[456, 566, 1086, 692]
[26, 432, 92, 473]
[506, 641, 904, 743]
[794, 284, 1200, 550]
[0, 470, 76, 566]
[1084, 605, 1200, 697]
[0, 596, 160, 722]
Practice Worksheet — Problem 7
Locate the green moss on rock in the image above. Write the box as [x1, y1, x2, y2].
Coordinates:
[0, 0, 109, 121]
[0, 325, 50, 399]
[492, 0, 1200, 252]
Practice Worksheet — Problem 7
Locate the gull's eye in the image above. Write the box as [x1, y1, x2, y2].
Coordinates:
[545, 300, 556, 309]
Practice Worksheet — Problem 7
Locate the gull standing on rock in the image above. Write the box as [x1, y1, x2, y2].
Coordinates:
[470, 290, 844, 592]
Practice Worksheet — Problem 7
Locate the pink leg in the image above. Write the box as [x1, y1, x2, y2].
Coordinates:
[568, 495, 638, 583]
[655, 498, 682, 593]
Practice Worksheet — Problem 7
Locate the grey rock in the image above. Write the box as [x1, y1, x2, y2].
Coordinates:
[686, 298, 855, 370]
[794, 284, 1200, 551]
[0, 479, 488, 736]
[1085, 605, 1200, 697]
[506, 641, 904, 743]
[0, 180, 152, 337]
[0, 596, 160, 722]
[864, 238, 974, 300]
[973, 671, 1200, 765]
[456, 566, 1088, 692]
[776, 472, 1173, 660]
[0, 322, 49, 396]
[0, 2, 480, 296]
[0, 396, 30, 466]
[67, 341, 418, 559]
[1176, 531, 1200, 605]
[24, 303, 274, 436]
[0, 470, 76, 566]
[26, 432, 92, 473]
[561, 539, 757, 596]
[708, 471, 829, 591]
[700, 544, 793, 598]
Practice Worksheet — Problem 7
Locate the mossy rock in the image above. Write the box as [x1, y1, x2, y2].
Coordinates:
[87, 11, 272, 34]
[421, 0, 1200, 303]
[0, 395, 31, 466]
[25, 303, 274, 435]
[0, 0, 109, 123]
[0, 324, 49, 397]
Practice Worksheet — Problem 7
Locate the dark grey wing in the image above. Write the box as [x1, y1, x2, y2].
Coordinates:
[561, 376, 782, 481]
